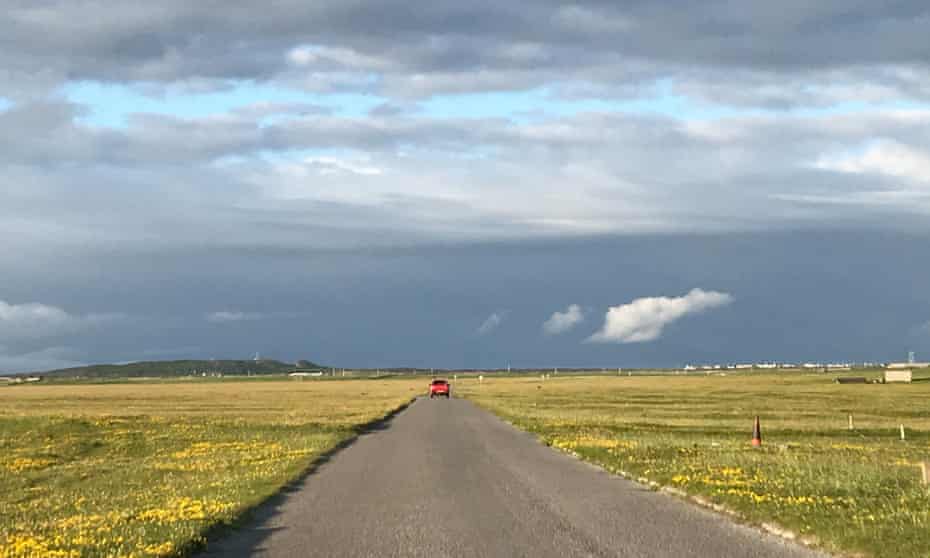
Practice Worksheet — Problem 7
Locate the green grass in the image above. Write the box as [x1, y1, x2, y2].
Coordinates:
[458, 373, 930, 558]
[0, 379, 421, 557]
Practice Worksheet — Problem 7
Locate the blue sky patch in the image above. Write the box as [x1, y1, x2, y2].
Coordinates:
[61, 81, 384, 127]
[58, 79, 926, 132]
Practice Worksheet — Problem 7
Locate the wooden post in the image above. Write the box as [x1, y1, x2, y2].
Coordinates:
[920, 462, 929, 486]
[848, 415, 854, 431]
[900, 424, 906, 441]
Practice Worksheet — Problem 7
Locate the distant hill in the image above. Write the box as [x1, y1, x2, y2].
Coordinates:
[39, 359, 322, 378]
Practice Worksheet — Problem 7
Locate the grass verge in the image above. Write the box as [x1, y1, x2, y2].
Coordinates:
[0, 379, 422, 557]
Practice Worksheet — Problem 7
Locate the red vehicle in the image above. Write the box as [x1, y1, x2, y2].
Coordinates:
[429, 379, 450, 398]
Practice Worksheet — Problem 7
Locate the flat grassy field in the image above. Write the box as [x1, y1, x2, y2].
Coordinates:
[0, 379, 422, 558]
[458, 373, 930, 558]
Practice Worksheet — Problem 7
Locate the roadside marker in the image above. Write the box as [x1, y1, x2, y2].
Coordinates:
[751, 416, 762, 447]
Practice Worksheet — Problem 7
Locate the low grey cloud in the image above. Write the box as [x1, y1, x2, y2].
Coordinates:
[543, 304, 584, 335]
[0, 299, 122, 342]
[204, 311, 264, 324]
[477, 312, 507, 336]
[587, 289, 733, 344]
[0, 346, 85, 375]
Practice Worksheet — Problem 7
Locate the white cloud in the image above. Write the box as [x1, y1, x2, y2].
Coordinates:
[204, 311, 263, 323]
[543, 304, 584, 335]
[814, 140, 930, 184]
[287, 45, 390, 72]
[477, 311, 507, 335]
[301, 156, 384, 177]
[586, 289, 733, 344]
[0, 299, 119, 341]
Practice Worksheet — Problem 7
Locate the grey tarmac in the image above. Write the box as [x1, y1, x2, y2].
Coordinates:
[203, 396, 826, 558]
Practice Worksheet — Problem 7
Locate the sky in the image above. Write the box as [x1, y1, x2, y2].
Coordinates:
[2, 1, 930, 373]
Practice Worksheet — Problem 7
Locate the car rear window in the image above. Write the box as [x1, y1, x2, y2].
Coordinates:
[431, 380, 447, 385]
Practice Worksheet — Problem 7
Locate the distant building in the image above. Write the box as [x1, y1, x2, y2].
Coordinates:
[884, 370, 913, 383]
[1, 376, 41, 384]
[888, 362, 930, 369]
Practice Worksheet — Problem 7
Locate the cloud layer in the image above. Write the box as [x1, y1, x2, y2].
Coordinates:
[543, 304, 584, 335]
[6, 101, 930, 268]
[587, 289, 733, 344]
[3, 2, 930, 104]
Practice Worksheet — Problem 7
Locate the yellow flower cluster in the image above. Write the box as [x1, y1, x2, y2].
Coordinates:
[137, 497, 235, 523]
[4, 457, 54, 473]
[141, 541, 174, 555]
[549, 435, 637, 452]
[720, 487, 771, 503]
[171, 440, 278, 459]
[1, 534, 79, 558]
[56, 511, 125, 530]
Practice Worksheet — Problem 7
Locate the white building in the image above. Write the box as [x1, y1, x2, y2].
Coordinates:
[888, 362, 930, 369]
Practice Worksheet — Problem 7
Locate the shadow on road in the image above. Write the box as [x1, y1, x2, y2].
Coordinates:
[193, 397, 419, 557]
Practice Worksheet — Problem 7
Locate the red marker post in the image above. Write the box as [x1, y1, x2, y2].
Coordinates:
[751, 416, 762, 447]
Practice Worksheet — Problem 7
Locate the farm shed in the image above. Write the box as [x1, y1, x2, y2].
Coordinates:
[884, 370, 912, 383]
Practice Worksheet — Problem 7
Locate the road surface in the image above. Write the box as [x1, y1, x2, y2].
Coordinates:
[203, 396, 824, 558]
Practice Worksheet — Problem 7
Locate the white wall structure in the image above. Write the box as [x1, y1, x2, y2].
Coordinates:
[884, 370, 913, 383]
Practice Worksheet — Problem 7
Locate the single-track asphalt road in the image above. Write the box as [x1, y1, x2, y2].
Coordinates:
[203, 396, 825, 558]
